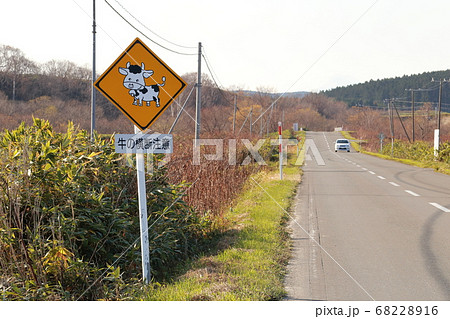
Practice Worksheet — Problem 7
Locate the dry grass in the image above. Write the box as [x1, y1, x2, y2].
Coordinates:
[165, 137, 259, 217]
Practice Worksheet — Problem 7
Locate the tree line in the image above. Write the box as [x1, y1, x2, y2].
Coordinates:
[323, 69, 450, 111]
[0, 45, 91, 101]
[0, 44, 351, 135]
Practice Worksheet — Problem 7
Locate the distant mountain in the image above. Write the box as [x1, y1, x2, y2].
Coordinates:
[282, 91, 310, 98]
[238, 90, 310, 99]
[322, 70, 450, 111]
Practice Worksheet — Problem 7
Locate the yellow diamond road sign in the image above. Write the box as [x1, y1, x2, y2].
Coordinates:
[94, 38, 187, 131]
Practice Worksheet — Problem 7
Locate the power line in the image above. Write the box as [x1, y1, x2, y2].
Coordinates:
[112, 0, 196, 50]
[394, 100, 448, 106]
[201, 50, 234, 105]
[201, 52, 233, 106]
[202, 49, 280, 132]
[104, 0, 196, 56]
[201, 53, 222, 90]
[201, 48, 224, 88]
[253, 0, 380, 125]
[201, 50, 248, 120]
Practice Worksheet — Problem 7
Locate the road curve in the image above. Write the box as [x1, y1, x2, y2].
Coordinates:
[285, 131, 450, 301]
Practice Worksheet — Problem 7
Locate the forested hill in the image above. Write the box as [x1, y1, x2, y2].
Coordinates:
[323, 70, 450, 109]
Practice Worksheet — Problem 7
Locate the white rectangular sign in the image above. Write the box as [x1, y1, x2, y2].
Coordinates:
[115, 134, 173, 154]
[434, 129, 439, 158]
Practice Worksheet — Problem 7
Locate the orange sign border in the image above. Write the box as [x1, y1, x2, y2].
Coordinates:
[94, 38, 187, 130]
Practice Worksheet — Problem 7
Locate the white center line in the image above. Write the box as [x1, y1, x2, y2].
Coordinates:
[377, 176, 386, 180]
[361, 168, 368, 171]
[405, 190, 420, 197]
[368, 171, 376, 175]
[389, 182, 400, 187]
[429, 202, 450, 213]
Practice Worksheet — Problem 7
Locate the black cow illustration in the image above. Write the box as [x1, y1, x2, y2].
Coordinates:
[119, 62, 166, 107]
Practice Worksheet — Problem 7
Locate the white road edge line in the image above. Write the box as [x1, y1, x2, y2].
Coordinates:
[389, 182, 400, 187]
[250, 177, 376, 301]
[429, 202, 450, 213]
[405, 190, 420, 197]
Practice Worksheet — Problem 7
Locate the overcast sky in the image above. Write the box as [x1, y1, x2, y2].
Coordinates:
[1, 0, 449, 93]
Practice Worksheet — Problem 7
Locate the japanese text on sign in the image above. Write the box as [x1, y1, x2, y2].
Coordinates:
[115, 134, 173, 154]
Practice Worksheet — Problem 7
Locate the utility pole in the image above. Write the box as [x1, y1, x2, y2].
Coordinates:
[387, 99, 394, 157]
[406, 86, 436, 143]
[195, 42, 202, 146]
[431, 78, 448, 153]
[411, 89, 415, 142]
[267, 104, 273, 135]
[12, 77, 15, 101]
[405, 89, 416, 142]
[259, 108, 263, 136]
[278, 122, 283, 180]
[393, 101, 411, 143]
[434, 78, 448, 132]
[91, 0, 97, 141]
[232, 94, 237, 134]
[249, 105, 253, 136]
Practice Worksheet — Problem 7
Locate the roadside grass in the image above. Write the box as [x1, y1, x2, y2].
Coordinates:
[365, 152, 450, 175]
[132, 132, 304, 301]
[341, 131, 450, 175]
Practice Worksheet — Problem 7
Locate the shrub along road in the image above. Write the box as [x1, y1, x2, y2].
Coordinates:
[285, 131, 450, 300]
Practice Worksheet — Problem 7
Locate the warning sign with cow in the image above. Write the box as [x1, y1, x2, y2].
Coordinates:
[94, 37, 187, 130]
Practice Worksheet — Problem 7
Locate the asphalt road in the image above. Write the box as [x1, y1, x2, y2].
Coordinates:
[285, 131, 450, 301]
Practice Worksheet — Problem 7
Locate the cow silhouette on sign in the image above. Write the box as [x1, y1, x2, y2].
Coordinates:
[119, 62, 166, 107]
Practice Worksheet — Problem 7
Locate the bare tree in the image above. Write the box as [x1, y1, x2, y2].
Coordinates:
[202, 105, 232, 134]
[302, 93, 348, 121]
[41, 59, 90, 81]
[0, 45, 38, 100]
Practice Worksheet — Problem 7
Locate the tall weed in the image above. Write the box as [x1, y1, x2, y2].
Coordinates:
[0, 119, 215, 300]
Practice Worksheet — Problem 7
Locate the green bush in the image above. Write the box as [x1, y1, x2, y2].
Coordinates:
[0, 118, 215, 300]
[257, 129, 296, 163]
[381, 140, 435, 162]
[379, 139, 450, 164]
[437, 142, 450, 163]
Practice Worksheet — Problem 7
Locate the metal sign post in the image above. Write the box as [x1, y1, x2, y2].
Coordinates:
[134, 126, 151, 284]
[114, 129, 174, 284]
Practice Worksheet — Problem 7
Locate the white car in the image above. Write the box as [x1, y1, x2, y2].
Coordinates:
[335, 139, 350, 152]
